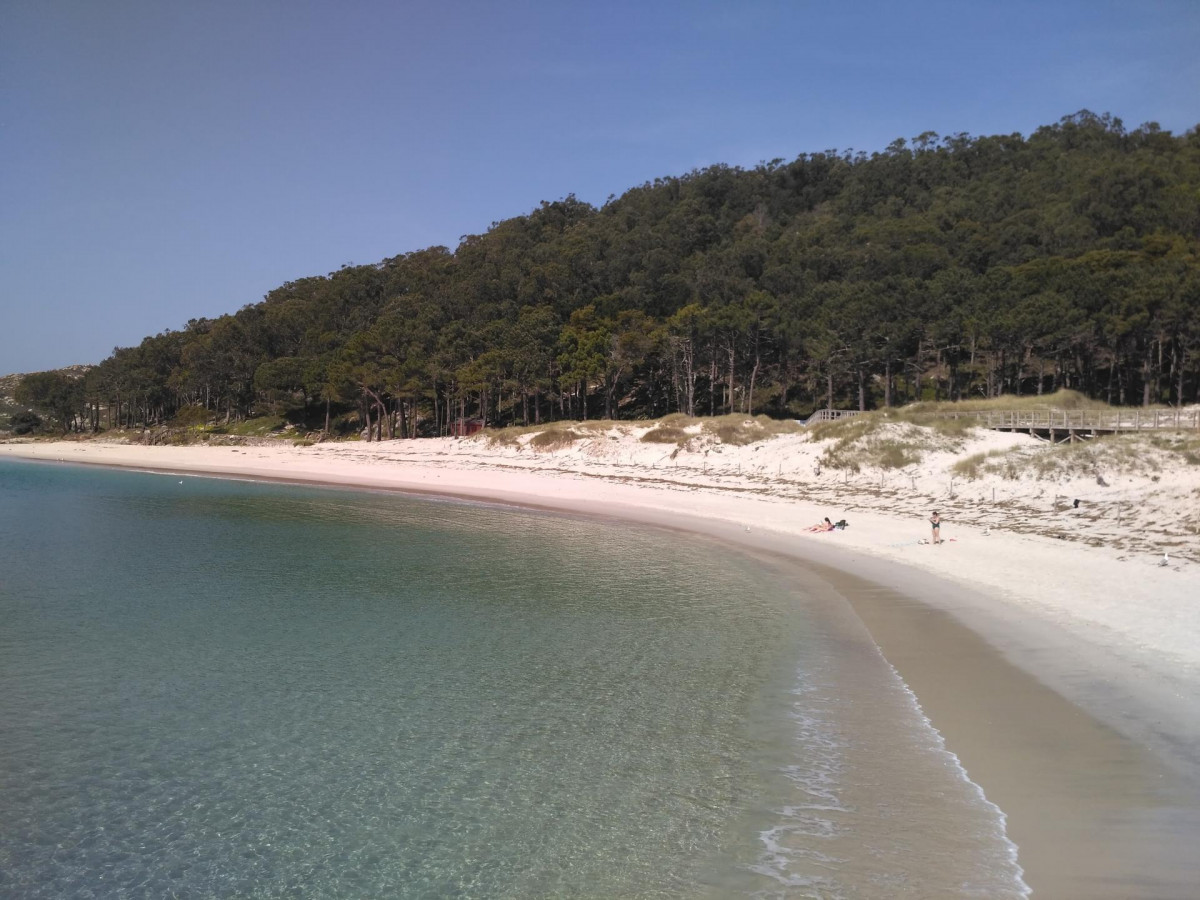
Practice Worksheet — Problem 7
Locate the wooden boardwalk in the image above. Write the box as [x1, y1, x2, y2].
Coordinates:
[803, 409, 865, 425]
[804, 407, 1200, 440]
[961, 408, 1200, 438]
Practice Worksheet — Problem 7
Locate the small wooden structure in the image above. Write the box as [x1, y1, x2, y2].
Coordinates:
[953, 408, 1200, 442]
[804, 407, 1200, 442]
[803, 409, 864, 425]
[449, 417, 485, 437]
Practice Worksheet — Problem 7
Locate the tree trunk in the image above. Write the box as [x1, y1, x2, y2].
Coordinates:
[1143, 345, 1153, 407]
[709, 352, 717, 416]
[747, 354, 760, 415]
[683, 343, 696, 417]
[1178, 347, 1186, 407]
[727, 345, 736, 415]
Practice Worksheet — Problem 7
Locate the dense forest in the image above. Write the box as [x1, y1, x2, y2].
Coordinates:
[17, 111, 1200, 437]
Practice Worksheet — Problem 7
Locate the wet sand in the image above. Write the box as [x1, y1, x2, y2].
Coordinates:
[609, 510, 1200, 897]
[816, 564, 1200, 898]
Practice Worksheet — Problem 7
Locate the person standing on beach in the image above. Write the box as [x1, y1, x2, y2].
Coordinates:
[930, 511, 942, 544]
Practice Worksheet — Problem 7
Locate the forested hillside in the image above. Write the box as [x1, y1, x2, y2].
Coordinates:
[20, 111, 1200, 437]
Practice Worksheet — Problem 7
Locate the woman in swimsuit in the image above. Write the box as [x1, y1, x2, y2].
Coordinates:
[930, 511, 942, 544]
[806, 517, 835, 532]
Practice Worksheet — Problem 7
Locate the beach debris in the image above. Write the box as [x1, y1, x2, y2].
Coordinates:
[982, 527, 990, 536]
[1096, 474, 1109, 487]
[1159, 552, 1170, 567]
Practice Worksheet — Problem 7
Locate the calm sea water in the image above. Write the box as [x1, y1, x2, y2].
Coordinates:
[0, 458, 1026, 898]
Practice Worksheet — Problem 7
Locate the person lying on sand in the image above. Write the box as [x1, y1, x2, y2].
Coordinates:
[806, 517, 835, 532]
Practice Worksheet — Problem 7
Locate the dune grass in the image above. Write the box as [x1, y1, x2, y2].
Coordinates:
[806, 391, 1141, 473]
[702, 413, 803, 444]
[641, 413, 802, 447]
[901, 389, 1112, 415]
[640, 425, 689, 444]
[482, 419, 616, 449]
[950, 432, 1200, 482]
[527, 428, 585, 451]
[810, 413, 975, 472]
[484, 413, 801, 451]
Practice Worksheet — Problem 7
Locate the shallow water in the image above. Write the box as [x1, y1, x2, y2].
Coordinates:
[0, 459, 1025, 897]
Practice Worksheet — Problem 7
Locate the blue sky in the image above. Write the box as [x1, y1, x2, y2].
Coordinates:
[2, 0, 1198, 373]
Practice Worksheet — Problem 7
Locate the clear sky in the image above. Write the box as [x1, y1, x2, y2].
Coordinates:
[2, 0, 1198, 374]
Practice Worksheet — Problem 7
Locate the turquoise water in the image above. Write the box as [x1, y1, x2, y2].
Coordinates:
[0, 459, 1025, 897]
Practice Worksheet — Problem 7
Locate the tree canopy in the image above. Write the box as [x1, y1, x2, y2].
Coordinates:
[27, 111, 1200, 435]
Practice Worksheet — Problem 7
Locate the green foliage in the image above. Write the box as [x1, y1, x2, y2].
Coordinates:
[208, 415, 286, 437]
[65, 112, 1200, 433]
[9, 410, 43, 435]
[14, 371, 84, 432]
[172, 405, 212, 427]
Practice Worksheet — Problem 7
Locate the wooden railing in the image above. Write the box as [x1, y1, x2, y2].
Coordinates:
[804, 409, 865, 425]
[959, 408, 1200, 432]
[803, 407, 1200, 431]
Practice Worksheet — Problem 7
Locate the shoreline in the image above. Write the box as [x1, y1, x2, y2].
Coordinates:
[5, 439, 1200, 894]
